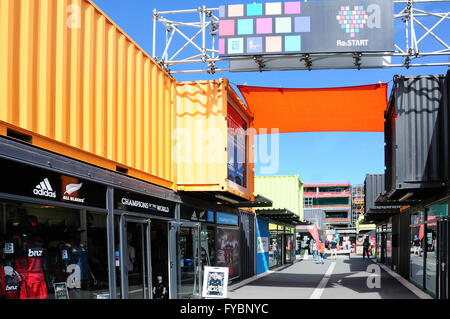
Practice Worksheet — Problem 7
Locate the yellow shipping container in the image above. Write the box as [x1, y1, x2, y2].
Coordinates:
[0, 0, 175, 189]
[175, 79, 255, 201]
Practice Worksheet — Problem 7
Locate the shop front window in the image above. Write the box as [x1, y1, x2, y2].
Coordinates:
[386, 220, 392, 266]
[201, 225, 215, 268]
[424, 202, 447, 297]
[0, 200, 108, 299]
[269, 231, 282, 268]
[285, 234, 295, 263]
[215, 227, 240, 280]
[227, 104, 247, 188]
[410, 211, 425, 288]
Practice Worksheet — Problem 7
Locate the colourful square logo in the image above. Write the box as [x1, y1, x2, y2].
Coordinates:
[285, 35, 301, 52]
[247, 37, 263, 53]
[336, 5, 367, 38]
[285, 2, 301, 15]
[219, 20, 235, 36]
[219, 5, 226, 18]
[228, 38, 244, 54]
[219, 38, 225, 55]
[237, 19, 254, 35]
[228, 4, 244, 17]
[266, 2, 282, 15]
[256, 18, 273, 34]
[275, 17, 292, 33]
[265, 36, 282, 53]
[247, 3, 263, 16]
[294, 16, 310, 32]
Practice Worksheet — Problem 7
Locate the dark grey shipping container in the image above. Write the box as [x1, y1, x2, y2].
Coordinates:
[364, 173, 400, 223]
[385, 72, 450, 200]
[364, 174, 386, 214]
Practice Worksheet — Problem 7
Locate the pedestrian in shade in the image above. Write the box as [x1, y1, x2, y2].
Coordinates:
[362, 236, 371, 259]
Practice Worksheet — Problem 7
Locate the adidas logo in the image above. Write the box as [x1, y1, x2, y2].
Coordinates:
[33, 178, 57, 198]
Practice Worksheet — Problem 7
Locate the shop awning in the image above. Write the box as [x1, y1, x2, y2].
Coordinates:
[364, 207, 400, 223]
[237, 83, 388, 134]
[256, 208, 305, 225]
[232, 194, 273, 208]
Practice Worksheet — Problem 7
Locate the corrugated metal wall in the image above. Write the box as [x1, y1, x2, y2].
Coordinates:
[255, 175, 303, 219]
[175, 80, 228, 189]
[0, 0, 175, 188]
[364, 174, 385, 213]
[175, 80, 255, 200]
[385, 74, 449, 193]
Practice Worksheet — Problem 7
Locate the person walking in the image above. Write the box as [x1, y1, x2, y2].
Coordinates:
[330, 236, 338, 259]
[317, 240, 325, 264]
[362, 236, 371, 259]
[311, 240, 317, 260]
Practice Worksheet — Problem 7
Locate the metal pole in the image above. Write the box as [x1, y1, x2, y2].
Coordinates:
[152, 9, 157, 58]
[106, 187, 117, 299]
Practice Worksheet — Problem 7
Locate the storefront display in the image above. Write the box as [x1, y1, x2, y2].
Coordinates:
[409, 211, 425, 288]
[424, 202, 448, 297]
[0, 200, 109, 299]
[215, 227, 240, 279]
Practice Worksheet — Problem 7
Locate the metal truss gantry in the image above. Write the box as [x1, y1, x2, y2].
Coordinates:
[152, 0, 450, 74]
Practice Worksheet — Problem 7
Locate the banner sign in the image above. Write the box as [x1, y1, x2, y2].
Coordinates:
[257, 236, 269, 253]
[218, 0, 394, 56]
[216, 228, 240, 279]
[216, 212, 239, 226]
[114, 189, 175, 218]
[0, 158, 107, 208]
[180, 206, 214, 223]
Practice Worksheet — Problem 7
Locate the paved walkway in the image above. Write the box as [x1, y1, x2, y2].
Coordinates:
[229, 256, 426, 299]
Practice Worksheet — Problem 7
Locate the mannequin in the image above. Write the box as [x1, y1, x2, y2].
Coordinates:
[152, 275, 167, 299]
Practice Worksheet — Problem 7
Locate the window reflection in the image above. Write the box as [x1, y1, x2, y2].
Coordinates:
[227, 104, 247, 188]
[409, 211, 424, 288]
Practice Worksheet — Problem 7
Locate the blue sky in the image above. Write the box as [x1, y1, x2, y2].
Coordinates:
[92, 0, 449, 185]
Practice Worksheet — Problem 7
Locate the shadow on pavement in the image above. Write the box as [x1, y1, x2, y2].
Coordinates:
[239, 256, 419, 299]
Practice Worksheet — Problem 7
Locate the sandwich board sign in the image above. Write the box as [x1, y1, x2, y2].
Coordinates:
[202, 266, 229, 299]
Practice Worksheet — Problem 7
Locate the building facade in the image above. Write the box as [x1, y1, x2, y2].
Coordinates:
[303, 183, 352, 230]
[0, 0, 259, 300]
[366, 72, 450, 299]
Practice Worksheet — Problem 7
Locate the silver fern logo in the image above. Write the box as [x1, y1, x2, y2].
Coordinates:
[64, 183, 83, 195]
[63, 183, 85, 203]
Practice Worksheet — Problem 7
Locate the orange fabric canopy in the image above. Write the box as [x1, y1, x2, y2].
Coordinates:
[237, 83, 388, 134]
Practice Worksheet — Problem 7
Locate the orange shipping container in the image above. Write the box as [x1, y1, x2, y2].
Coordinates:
[175, 79, 255, 201]
[0, 0, 175, 189]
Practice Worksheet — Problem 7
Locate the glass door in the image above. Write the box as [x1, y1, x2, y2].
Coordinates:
[425, 221, 437, 296]
[437, 219, 448, 299]
[285, 234, 295, 264]
[177, 222, 201, 299]
[118, 216, 152, 299]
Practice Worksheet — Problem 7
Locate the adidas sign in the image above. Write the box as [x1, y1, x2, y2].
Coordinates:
[33, 178, 56, 198]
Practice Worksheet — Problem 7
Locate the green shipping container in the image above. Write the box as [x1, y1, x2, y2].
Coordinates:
[254, 175, 304, 220]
